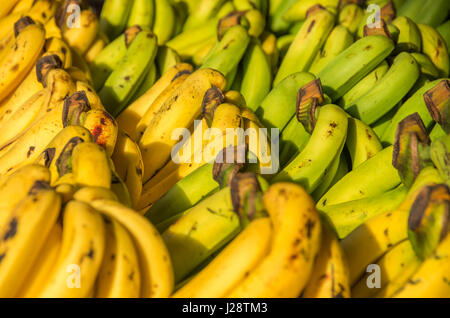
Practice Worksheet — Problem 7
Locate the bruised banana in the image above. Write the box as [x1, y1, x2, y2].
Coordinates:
[81, 108, 118, 157]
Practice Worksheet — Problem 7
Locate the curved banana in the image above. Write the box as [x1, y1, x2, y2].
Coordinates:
[392, 16, 421, 52]
[0, 0, 20, 19]
[153, 0, 176, 45]
[84, 32, 109, 64]
[81, 108, 118, 156]
[99, 0, 132, 40]
[417, 23, 449, 78]
[156, 46, 181, 77]
[45, 37, 72, 68]
[96, 217, 141, 298]
[73, 186, 118, 203]
[127, 0, 154, 29]
[338, 3, 365, 35]
[90, 199, 174, 298]
[62, 9, 99, 56]
[411, 52, 441, 79]
[128, 64, 158, 104]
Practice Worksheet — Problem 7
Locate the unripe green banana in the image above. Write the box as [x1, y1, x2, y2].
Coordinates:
[398, 0, 450, 28]
[429, 134, 450, 186]
[128, 64, 158, 104]
[311, 153, 341, 201]
[254, 72, 316, 131]
[240, 40, 272, 111]
[429, 124, 447, 141]
[317, 145, 401, 207]
[371, 102, 399, 139]
[153, 0, 176, 45]
[99, 30, 158, 117]
[278, 116, 310, 169]
[436, 20, 450, 49]
[338, 3, 365, 35]
[318, 35, 395, 101]
[276, 33, 295, 59]
[244, 9, 266, 38]
[156, 46, 181, 76]
[339, 60, 389, 107]
[381, 79, 446, 144]
[392, 16, 421, 52]
[274, 8, 335, 85]
[418, 23, 449, 78]
[321, 185, 407, 239]
[308, 25, 354, 75]
[411, 52, 441, 79]
[201, 25, 250, 78]
[99, 0, 132, 39]
[183, 0, 226, 31]
[283, 0, 339, 22]
[127, 0, 154, 29]
[269, 0, 297, 33]
[273, 104, 348, 193]
[344, 52, 420, 124]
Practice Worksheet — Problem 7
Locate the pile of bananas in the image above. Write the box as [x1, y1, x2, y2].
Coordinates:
[0, 0, 449, 298]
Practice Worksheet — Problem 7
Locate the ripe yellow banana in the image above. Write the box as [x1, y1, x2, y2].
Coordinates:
[117, 63, 194, 136]
[84, 32, 109, 63]
[35, 200, 105, 298]
[227, 182, 322, 298]
[44, 17, 61, 39]
[96, 217, 141, 298]
[45, 37, 73, 68]
[62, 9, 99, 56]
[90, 199, 174, 298]
[81, 108, 118, 157]
[0, 0, 20, 19]
[73, 186, 118, 203]
[0, 184, 61, 297]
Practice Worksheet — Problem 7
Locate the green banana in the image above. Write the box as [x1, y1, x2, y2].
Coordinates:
[392, 16, 421, 52]
[255, 72, 316, 131]
[436, 20, 450, 49]
[278, 115, 311, 169]
[127, 0, 154, 29]
[153, 0, 176, 45]
[321, 185, 408, 238]
[99, 30, 158, 117]
[318, 35, 395, 101]
[274, 8, 335, 85]
[156, 46, 181, 76]
[269, 0, 297, 34]
[371, 102, 399, 140]
[273, 104, 348, 193]
[346, 117, 383, 169]
[381, 79, 446, 144]
[128, 64, 158, 104]
[338, 3, 365, 35]
[99, 0, 132, 39]
[418, 23, 450, 78]
[201, 25, 250, 78]
[276, 33, 295, 59]
[429, 124, 447, 141]
[240, 40, 272, 111]
[317, 145, 401, 207]
[308, 25, 354, 75]
[429, 134, 450, 186]
[283, 0, 339, 22]
[183, 0, 226, 31]
[398, 0, 450, 28]
[311, 153, 341, 201]
[344, 52, 420, 124]
[411, 53, 441, 79]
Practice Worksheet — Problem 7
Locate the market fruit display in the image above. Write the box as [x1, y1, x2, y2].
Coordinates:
[0, 0, 449, 298]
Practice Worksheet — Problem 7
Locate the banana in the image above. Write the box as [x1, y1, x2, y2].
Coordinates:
[317, 35, 395, 101]
[84, 32, 109, 64]
[81, 108, 118, 156]
[273, 104, 348, 193]
[17, 222, 63, 297]
[341, 166, 443, 285]
[0, 18, 46, 103]
[173, 217, 272, 298]
[99, 29, 158, 117]
[139, 68, 226, 182]
[417, 23, 449, 78]
[133, 70, 191, 142]
[127, 0, 154, 29]
[128, 64, 158, 104]
[192, 37, 217, 67]
[110, 168, 132, 207]
[255, 72, 316, 131]
[227, 182, 321, 298]
[352, 239, 420, 298]
[0, 0, 20, 19]
[381, 79, 445, 144]
[73, 186, 118, 203]
[303, 222, 351, 298]
[116, 63, 193, 136]
[44, 17, 61, 39]
[317, 145, 401, 207]
[398, 0, 450, 28]
[240, 39, 272, 111]
[45, 37, 72, 68]
[99, 0, 132, 40]
[0, 184, 61, 297]
[90, 199, 174, 297]
[391, 16, 421, 52]
[156, 46, 181, 76]
[269, 0, 297, 33]
[393, 232, 450, 297]
[430, 135, 450, 185]
[90, 25, 142, 90]
[274, 8, 335, 86]
[153, 0, 176, 45]
[283, 0, 339, 22]
[308, 25, 354, 75]
[437, 20, 450, 49]
[35, 200, 105, 298]
[260, 31, 279, 74]
[10, 0, 34, 14]
[111, 130, 144, 209]
[96, 217, 141, 298]
[338, 3, 365, 35]
[183, 0, 226, 31]
[321, 185, 408, 239]
[62, 9, 99, 56]
[278, 115, 311, 169]
[411, 52, 441, 79]
[311, 153, 341, 201]
[201, 25, 250, 78]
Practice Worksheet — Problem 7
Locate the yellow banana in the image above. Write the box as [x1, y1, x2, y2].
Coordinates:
[75, 80, 104, 110]
[90, 199, 174, 298]
[96, 217, 141, 298]
[0, 184, 61, 297]
[45, 37, 73, 68]
[0, 0, 20, 19]
[227, 182, 322, 298]
[81, 108, 118, 157]
[73, 186, 118, 203]
[44, 17, 62, 39]
[84, 32, 109, 63]
[62, 9, 99, 56]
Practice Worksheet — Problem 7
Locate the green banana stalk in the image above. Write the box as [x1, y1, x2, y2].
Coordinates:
[99, 30, 158, 117]
[153, 0, 176, 45]
[392, 16, 421, 52]
[436, 20, 450, 49]
[338, 3, 365, 35]
[274, 8, 335, 85]
[273, 104, 348, 193]
[381, 78, 446, 144]
[321, 185, 408, 238]
[398, 0, 450, 28]
[99, 0, 132, 40]
[254, 72, 316, 131]
[339, 60, 389, 107]
[127, 0, 154, 29]
[309, 25, 354, 75]
[418, 23, 450, 78]
[240, 40, 272, 111]
[201, 25, 250, 78]
[344, 52, 420, 124]
[318, 35, 395, 101]
[317, 145, 402, 207]
[411, 53, 441, 79]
